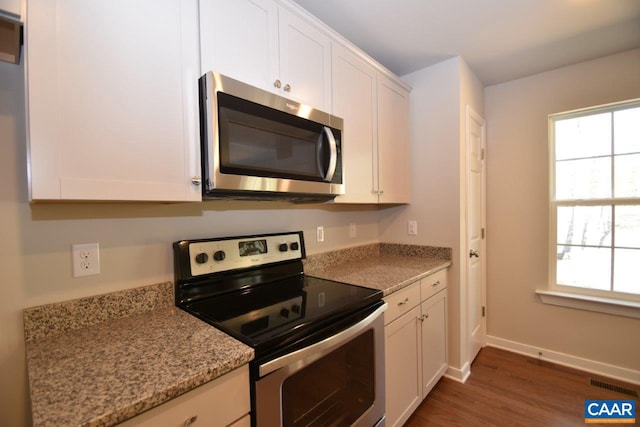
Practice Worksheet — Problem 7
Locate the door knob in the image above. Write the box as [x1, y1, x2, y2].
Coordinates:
[469, 250, 479, 258]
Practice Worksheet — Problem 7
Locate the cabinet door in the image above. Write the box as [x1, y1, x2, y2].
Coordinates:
[332, 43, 377, 204]
[27, 0, 201, 201]
[199, 0, 279, 91]
[385, 305, 422, 427]
[421, 290, 447, 399]
[0, 0, 20, 16]
[377, 74, 411, 203]
[278, 6, 331, 110]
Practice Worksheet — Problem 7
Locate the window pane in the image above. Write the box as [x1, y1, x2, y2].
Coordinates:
[555, 113, 611, 160]
[616, 206, 640, 249]
[555, 157, 611, 200]
[557, 206, 612, 247]
[557, 246, 611, 290]
[614, 107, 640, 155]
[614, 153, 640, 198]
[613, 248, 640, 295]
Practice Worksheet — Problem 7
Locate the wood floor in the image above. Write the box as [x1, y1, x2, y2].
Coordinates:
[405, 347, 639, 426]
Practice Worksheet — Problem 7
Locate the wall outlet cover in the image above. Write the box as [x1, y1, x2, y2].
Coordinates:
[72, 243, 101, 277]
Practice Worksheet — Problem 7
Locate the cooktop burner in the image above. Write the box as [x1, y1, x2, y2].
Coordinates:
[173, 231, 382, 358]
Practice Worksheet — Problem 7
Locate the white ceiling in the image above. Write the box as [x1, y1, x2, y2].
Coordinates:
[292, 0, 640, 86]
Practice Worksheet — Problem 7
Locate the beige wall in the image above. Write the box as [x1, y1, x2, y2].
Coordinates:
[485, 49, 640, 373]
[0, 60, 382, 426]
[379, 56, 485, 376]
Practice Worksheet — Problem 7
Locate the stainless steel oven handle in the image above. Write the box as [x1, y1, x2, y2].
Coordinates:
[259, 302, 387, 378]
[321, 126, 338, 182]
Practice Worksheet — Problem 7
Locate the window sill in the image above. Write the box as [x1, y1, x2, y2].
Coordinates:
[535, 290, 640, 319]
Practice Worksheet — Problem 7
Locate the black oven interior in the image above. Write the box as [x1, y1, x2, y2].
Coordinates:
[281, 330, 375, 426]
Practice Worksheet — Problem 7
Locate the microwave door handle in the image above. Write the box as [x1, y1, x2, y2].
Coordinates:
[318, 126, 338, 182]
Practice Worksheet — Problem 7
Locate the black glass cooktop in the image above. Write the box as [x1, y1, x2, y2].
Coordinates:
[184, 275, 382, 356]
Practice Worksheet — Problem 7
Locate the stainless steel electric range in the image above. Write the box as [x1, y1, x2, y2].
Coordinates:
[174, 231, 387, 427]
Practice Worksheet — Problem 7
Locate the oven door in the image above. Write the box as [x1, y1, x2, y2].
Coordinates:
[255, 303, 386, 427]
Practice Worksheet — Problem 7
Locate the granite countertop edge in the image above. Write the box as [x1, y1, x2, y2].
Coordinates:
[24, 284, 254, 427]
[303, 242, 453, 297]
[376, 261, 452, 296]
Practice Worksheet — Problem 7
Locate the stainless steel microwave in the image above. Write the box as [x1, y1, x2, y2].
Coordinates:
[198, 71, 345, 202]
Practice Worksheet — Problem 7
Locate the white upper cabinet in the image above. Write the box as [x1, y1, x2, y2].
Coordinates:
[333, 44, 411, 204]
[199, 0, 332, 111]
[331, 43, 377, 203]
[377, 74, 411, 203]
[26, 0, 201, 201]
[0, 0, 21, 17]
[277, 6, 331, 110]
[199, 0, 279, 93]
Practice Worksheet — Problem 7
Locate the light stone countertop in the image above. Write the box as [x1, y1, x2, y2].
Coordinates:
[303, 243, 452, 296]
[23, 283, 254, 427]
[23, 243, 450, 426]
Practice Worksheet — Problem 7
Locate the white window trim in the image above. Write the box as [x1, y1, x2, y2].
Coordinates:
[536, 290, 640, 319]
[546, 99, 640, 315]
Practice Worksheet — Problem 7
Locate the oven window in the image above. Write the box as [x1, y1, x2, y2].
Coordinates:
[282, 330, 374, 426]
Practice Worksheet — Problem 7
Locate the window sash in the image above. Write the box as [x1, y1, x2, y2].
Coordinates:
[548, 99, 640, 302]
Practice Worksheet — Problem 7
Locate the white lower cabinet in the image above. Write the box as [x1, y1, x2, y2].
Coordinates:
[384, 270, 448, 427]
[420, 287, 448, 398]
[119, 365, 250, 427]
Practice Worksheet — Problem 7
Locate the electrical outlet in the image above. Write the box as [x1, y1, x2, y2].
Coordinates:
[72, 243, 100, 277]
[407, 220, 418, 236]
[349, 222, 356, 238]
[317, 226, 324, 242]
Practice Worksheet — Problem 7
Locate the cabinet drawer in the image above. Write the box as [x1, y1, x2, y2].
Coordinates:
[384, 282, 421, 325]
[119, 365, 250, 427]
[420, 269, 448, 301]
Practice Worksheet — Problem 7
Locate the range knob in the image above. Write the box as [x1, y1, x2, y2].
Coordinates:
[279, 243, 289, 252]
[195, 253, 208, 264]
[290, 242, 300, 251]
[213, 250, 226, 262]
[280, 308, 290, 318]
[291, 304, 301, 314]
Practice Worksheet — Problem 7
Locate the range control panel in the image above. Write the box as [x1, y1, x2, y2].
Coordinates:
[187, 232, 304, 276]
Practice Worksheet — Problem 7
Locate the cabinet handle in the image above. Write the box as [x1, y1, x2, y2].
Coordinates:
[397, 297, 409, 306]
[432, 280, 440, 287]
[419, 314, 429, 322]
[470, 250, 480, 258]
[284, 83, 291, 92]
[191, 176, 201, 186]
[184, 415, 198, 427]
[274, 80, 282, 89]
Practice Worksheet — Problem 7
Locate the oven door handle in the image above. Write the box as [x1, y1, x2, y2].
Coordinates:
[259, 302, 387, 378]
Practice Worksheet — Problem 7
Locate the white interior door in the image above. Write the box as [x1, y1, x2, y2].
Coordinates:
[466, 105, 486, 363]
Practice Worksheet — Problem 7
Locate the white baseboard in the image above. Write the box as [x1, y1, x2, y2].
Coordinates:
[485, 335, 640, 385]
[444, 361, 470, 383]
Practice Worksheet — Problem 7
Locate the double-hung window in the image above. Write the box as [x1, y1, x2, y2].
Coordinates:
[549, 99, 640, 303]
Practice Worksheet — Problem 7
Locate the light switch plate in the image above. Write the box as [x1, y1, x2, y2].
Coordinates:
[407, 220, 418, 236]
